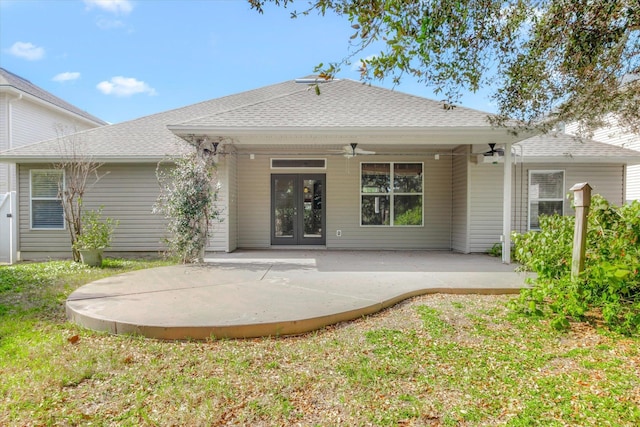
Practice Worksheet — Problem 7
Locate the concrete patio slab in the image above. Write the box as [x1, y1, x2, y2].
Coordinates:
[66, 250, 532, 340]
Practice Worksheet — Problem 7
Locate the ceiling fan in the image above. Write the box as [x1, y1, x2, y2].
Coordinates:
[332, 143, 376, 158]
[483, 143, 504, 157]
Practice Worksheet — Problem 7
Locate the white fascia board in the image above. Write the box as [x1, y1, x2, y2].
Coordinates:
[520, 156, 640, 165]
[0, 156, 171, 164]
[168, 126, 538, 144]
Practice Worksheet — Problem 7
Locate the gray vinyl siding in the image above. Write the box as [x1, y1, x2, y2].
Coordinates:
[236, 150, 453, 250]
[514, 163, 625, 220]
[468, 161, 626, 253]
[18, 163, 168, 259]
[451, 145, 469, 253]
[335, 153, 451, 249]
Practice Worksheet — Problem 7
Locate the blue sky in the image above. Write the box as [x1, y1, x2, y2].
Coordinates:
[1, 0, 496, 124]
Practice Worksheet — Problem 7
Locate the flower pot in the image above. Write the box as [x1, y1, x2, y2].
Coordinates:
[79, 249, 103, 267]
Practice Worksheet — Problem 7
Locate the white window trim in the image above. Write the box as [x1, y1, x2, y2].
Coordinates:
[270, 158, 327, 170]
[30, 169, 65, 230]
[360, 161, 424, 227]
[528, 169, 565, 231]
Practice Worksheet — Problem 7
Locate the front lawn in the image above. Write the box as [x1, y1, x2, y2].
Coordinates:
[1, 260, 638, 425]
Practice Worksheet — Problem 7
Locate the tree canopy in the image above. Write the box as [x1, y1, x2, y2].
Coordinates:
[249, 0, 639, 135]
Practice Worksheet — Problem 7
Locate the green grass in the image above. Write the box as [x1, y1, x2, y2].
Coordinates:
[1, 260, 639, 425]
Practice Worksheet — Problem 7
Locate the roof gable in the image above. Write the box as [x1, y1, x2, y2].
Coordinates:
[172, 79, 493, 130]
[0, 67, 107, 126]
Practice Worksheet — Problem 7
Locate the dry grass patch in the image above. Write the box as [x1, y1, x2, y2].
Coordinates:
[1, 261, 639, 426]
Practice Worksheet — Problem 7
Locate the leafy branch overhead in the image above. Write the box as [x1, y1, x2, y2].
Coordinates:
[249, 0, 639, 134]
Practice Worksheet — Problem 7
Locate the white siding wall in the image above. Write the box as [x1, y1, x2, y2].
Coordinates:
[469, 160, 626, 253]
[468, 161, 504, 252]
[451, 145, 469, 253]
[1, 95, 100, 193]
[237, 153, 271, 248]
[236, 150, 453, 250]
[566, 120, 640, 202]
[206, 147, 235, 252]
[18, 163, 168, 259]
[226, 146, 238, 251]
[0, 94, 8, 192]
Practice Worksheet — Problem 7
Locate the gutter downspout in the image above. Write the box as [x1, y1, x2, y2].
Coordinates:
[502, 142, 512, 264]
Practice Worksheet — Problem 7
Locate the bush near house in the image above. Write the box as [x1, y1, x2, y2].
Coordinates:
[512, 195, 640, 335]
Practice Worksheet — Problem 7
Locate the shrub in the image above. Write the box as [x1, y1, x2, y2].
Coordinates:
[512, 195, 640, 335]
[73, 208, 118, 250]
[154, 153, 220, 263]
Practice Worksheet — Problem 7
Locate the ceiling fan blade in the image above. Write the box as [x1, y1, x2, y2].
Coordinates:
[355, 148, 376, 155]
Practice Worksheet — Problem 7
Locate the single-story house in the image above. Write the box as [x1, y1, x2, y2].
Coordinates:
[1, 78, 639, 264]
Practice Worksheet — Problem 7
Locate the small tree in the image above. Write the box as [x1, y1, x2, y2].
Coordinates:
[53, 125, 105, 262]
[154, 151, 220, 263]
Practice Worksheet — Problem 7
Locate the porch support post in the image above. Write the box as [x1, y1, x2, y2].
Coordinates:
[502, 143, 512, 264]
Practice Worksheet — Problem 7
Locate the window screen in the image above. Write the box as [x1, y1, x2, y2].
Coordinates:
[361, 163, 423, 226]
[529, 170, 564, 230]
[31, 170, 64, 229]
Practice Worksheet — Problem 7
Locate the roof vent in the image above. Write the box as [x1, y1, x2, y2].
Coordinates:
[295, 75, 335, 84]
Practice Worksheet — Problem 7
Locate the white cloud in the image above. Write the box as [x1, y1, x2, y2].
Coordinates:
[52, 72, 81, 82]
[96, 76, 157, 97]
[351, 54, 378, 71]
[84, 0, 133, 15]
[7, 41, 45, 60]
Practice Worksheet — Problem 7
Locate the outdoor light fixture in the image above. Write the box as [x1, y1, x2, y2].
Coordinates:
[196, 136, 222, 157]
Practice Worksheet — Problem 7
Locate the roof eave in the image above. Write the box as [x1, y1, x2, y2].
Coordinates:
[0, 85, 107, 127]
[168, 125, 538, 143]
[0, 155, 174, 164]
[520, 156, 640, 165]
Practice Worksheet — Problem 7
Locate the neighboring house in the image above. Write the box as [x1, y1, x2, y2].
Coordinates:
[1, 78, 639, 263]
[0, 67, 107, 193]
[565, 118, 640, 202]
[0, 68, 106, 263]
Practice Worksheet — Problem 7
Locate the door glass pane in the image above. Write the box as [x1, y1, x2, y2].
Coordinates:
[303, 178, 323, 238]
[274, 176, 295, 239]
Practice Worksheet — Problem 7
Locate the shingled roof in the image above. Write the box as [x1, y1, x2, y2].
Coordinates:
[0, 79, 309, 162]
[170, 78, 493, 130]
[1, 77, 639, 164]
[516, 132, 640, 163]
[0, 68, 107, 126]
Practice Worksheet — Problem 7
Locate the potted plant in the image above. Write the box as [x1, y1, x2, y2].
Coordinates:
[74, 208, 118, 267]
